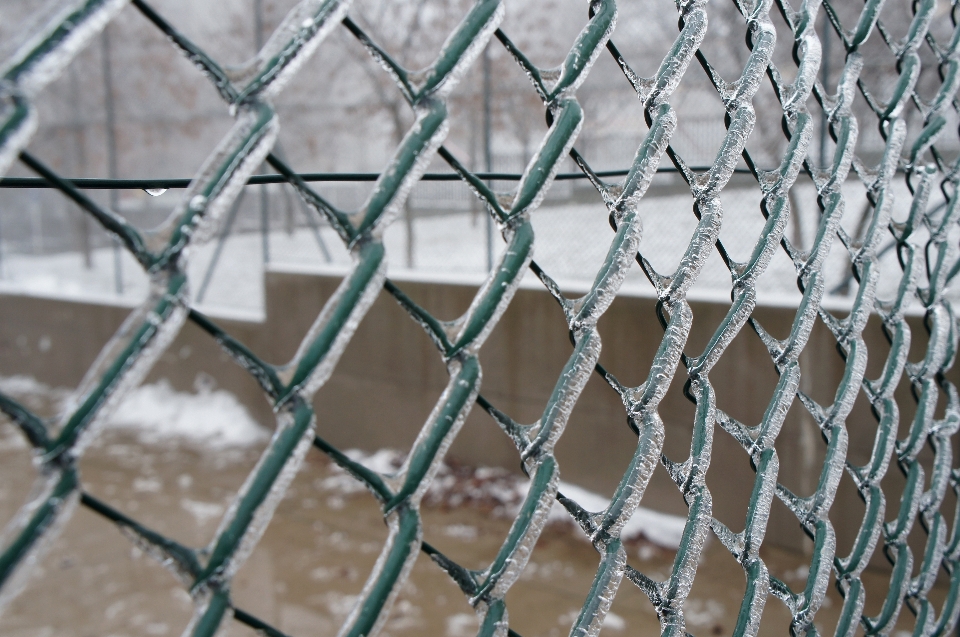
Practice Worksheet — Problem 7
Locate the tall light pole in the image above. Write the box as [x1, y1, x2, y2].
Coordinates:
[255, 0, 270, 266]
[101, 25, 123, 294]
[483, 43, 493, 272]
[819, 14, 830, 169]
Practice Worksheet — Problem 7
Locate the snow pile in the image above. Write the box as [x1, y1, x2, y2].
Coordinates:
[330, 449, 687, 549]
[0, 375, 268, 450]
[108, 379, 268, 449]
[553, 482, 686, 550]
[0, 375, 70, 416]
[0, 375, 59, 396]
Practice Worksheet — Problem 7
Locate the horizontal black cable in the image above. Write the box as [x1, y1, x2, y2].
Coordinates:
[0, 166, 754, 190]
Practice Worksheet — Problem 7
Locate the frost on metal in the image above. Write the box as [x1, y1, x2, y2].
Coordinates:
[1, 0, 960, 636]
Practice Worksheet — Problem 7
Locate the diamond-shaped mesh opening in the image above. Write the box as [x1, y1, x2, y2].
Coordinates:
[496, 0, 589, 70]
[669, 80, 730, 167]
[575, 56, 649, 171]
[705, 436, 760, 534]
[717, 179, 767, 263]
[775, 403, 829, 500]
[273, 40, 400, 173]
[684, 538, 747, 634]
[555, 372, 641, 494]
[594, 296, 661, 387]
[637, 183, 700, 274]
[744, 77, 790, 167]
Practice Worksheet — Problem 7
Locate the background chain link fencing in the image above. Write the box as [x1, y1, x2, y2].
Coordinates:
[0, 0, 959, 636]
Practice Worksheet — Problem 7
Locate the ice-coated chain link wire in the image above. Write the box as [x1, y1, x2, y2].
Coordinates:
[0, 0, 959, 636]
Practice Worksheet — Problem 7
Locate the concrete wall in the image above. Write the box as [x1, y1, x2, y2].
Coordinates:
[0, 271, 953, 559]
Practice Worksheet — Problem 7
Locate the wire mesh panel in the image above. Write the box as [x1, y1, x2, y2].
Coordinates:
[0, 0, 959, 636]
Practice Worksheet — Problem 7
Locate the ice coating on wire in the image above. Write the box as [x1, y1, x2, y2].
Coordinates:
[1, 0, 960, 636]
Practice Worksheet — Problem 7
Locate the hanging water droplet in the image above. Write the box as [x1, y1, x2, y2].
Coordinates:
[144, 188, 167, 197]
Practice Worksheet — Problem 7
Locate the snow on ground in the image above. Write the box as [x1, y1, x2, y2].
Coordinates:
[0, 184, 940, 320]
[336, 448, 688, 549]
[0, 247, 149, 308]
[1, 375, 686, 547]
[109, 379, 269, 449]
[0, 230, 266, 320]
[274, 179, 940, 313]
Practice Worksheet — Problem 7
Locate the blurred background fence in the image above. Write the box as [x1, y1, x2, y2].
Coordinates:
[2, 0, 950, 316]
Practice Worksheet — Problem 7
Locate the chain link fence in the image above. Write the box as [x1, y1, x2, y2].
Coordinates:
[1, 0, 960, 636]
